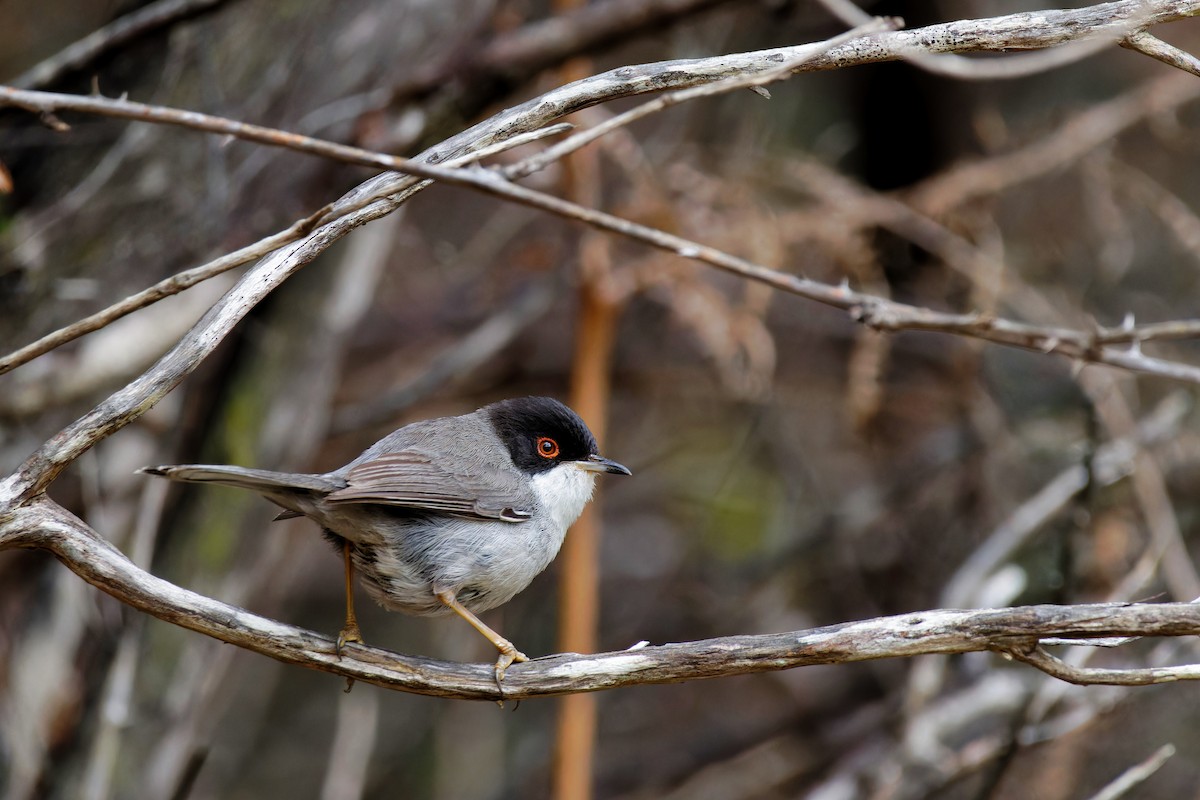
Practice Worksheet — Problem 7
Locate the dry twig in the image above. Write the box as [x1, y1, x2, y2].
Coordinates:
[1085, 743, 1176, 800]
[4, 498, 1200, 699]
[9, 0, 227, 90]
[3, 0, 1200, 702]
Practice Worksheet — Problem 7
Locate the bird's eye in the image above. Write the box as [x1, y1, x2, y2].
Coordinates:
[536, 436, 560, 458]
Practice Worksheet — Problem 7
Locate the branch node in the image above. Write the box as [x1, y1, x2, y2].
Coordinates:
[40, 110, 70, 132]
[970, 311, 997, 330]
[850, 299, 892, 330]
[1121, 30, 1200, 78]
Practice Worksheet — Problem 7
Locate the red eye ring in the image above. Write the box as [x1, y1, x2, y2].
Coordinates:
[536, 436, 559, 459]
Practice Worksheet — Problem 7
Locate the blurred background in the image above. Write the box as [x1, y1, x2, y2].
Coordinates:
[3, 1, 1200, 798]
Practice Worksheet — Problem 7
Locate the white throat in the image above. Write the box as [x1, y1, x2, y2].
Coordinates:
[529, 464, 598, 534]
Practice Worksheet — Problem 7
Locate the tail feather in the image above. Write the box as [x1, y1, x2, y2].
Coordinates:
[138, 464, 340, 495]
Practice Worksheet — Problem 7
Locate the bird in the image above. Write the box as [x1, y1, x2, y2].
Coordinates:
[140, 396, 630, 681]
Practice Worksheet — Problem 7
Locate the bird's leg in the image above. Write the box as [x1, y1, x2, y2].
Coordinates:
[434, 587, 528, 681]
[336, 538, 363, 655]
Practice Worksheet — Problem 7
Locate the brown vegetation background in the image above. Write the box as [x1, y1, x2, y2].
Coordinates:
[2, 1, 1200, 798]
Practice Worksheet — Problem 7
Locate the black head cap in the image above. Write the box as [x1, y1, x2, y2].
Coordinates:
[485, 396, 606, 475]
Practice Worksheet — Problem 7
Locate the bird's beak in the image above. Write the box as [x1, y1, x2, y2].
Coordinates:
[577, 454, 632, 476]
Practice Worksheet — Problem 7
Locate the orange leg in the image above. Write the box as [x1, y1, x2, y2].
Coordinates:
[336, 539, 363, 655]
[435, 587, 528, 681]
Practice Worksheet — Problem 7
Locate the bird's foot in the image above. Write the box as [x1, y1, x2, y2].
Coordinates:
[493, 641, 529, 683]
[336, 623, 363, 657]
[336, 624, 364, 693]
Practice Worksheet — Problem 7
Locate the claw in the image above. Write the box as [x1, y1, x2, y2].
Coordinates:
[336, 624, 364, 693]
[336, 623, 363, 657]
[493, 643, 529, 683]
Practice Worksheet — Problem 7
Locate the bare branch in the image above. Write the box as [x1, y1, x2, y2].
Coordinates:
[1, 220, 345, 499]
[1121, 30, 1200, 76]
[940, 392, 1193, 610]
[6, 1, 1196, 184]
[504, 16, 901, 181]
[5, 498, 1200, 701]
[3, 1, 1200, 720]
[1085, 744, 1176, 800]
[6, 70, 1200, 497]
[0, 210, 327, 376]
[388, 0, 1198, 115]
[1000, 644, 1200, 685]
[1082, 371, 1200, 601]
[330, 282, 557, 434]
[2, 12, 1199, 506]
[817, 0, 1154, 79]
[388, 0, 745, 106]
[8, 0, 228, 90]
[0, 123, 570, 376]
[0, 85, 571, 183]
[907, 71, 1200, 217]
[326, 161, 1200, 389]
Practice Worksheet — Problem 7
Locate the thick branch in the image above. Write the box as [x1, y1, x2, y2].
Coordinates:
[3, 2, 1200, 500]
[2, 7, 1200, 710]
[5, 500, 1200, 700]
[1, 221, 346, 500]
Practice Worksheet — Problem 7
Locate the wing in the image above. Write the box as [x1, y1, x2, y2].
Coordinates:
[323, 451, 532, 522]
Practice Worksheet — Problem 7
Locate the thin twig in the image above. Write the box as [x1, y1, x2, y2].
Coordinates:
[907, 71, 1200, 217]
[1086, 744, 1176, 800]
[941, 392, 1192, 610]
[3, 8, 1200, 713]
[1121, 30, 1200, 77]
[9, 0, 227, 90]
[388, 0, 744, 105]
[5, 89, 1200, 499]
[1082, 372, 1200, 601]
[2, 10, 1197, 380]
[0, 124, 570, 376]
[411, 166, 1200, 385]
[0, 86, 418, 171]
[331, 278, 557, 433]
[504, 16, 900, 181]
[0, 211, 326, 376]
[3, 84, 1200, 506]
[1000, 644, 1200, 685]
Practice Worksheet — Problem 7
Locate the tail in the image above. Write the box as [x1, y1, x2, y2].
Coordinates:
[139, 464, 340, 495]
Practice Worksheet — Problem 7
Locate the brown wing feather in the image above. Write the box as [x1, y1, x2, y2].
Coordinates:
[324, 452, 531, 521]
